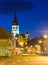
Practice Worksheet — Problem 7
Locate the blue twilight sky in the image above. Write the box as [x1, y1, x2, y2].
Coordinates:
[0, 0, 48, 38]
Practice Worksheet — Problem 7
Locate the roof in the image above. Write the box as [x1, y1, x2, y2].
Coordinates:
[19, 34, 25, 38]
[0, 27, 12, 39]
[26, 31, 29, 34]
[12, 13, 18, 25]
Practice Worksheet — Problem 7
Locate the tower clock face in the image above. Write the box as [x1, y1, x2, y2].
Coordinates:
[12, 25, 19, 31]
[13, 27, 15, 29]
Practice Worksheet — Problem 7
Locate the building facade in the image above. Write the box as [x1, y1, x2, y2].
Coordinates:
[0, 27, 16, 56]
[43, 39, 48, 55]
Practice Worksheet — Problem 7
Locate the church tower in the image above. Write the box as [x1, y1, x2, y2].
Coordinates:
[25, 32, 29, 40]
[12, 13, 19, 39]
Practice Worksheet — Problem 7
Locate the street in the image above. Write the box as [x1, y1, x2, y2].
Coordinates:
[0, 56, 48, 65]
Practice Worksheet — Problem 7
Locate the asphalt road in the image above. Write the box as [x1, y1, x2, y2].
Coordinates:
[0, 56, 48, 65]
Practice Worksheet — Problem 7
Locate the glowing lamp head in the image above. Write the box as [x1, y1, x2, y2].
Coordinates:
[39, 40, 42, 43]
[43, 34, 48, 39]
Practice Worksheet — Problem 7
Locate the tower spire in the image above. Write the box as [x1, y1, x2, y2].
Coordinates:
[13, 13, 18, 25]
[14, 13, 16, 21]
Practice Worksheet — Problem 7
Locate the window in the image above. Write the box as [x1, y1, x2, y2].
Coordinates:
[15, 34, 19, 37]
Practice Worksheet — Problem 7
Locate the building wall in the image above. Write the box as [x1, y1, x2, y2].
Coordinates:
[12, 25, 19, 39]
[43, 39, 48, 55]
[0, 39, 14, 56]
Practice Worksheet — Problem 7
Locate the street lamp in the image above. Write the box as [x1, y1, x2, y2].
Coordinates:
[43, 34, 48, 39]
[39, 40, 42, 44]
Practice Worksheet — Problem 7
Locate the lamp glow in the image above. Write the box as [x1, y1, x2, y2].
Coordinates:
[43, 34, 48, 39]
